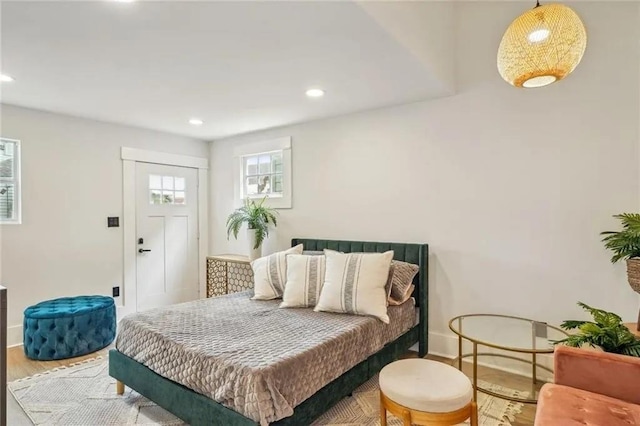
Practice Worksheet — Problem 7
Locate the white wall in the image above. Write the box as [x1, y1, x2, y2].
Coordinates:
[357, 1, 456, 94]
[0, 105, 208, 345]
[209, 2, 640, 357]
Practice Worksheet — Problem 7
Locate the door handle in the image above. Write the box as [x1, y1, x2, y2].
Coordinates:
[138, 248, 151, 253]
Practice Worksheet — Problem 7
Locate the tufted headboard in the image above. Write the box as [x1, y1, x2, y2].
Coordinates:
[291, 238, 429, 356]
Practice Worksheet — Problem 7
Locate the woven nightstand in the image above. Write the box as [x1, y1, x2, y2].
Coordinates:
[206, 254, 254, 297]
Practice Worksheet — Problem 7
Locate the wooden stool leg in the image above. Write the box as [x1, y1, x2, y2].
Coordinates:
[380, 392, 387, 426]
[470, 401, 478, 426]
[401, 409, 411, 426]
[116, 380, 125, 395]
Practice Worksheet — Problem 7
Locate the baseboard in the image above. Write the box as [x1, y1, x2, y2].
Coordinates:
[8, 324, 23, 347]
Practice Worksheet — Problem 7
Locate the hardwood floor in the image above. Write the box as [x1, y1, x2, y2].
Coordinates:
[6, 345, 535, 425]
[6, 344, 112, 382]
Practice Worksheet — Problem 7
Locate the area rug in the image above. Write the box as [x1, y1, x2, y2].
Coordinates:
[9, 357, 525, 425]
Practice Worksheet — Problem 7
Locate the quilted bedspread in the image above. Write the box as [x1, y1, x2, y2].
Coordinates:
[115, 291, 416, 425]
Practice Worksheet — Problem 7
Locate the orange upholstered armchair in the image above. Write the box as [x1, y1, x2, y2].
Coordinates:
[535, 345, 640, 425]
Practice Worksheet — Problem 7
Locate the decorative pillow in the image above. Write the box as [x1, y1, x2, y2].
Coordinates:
[280, 254, 326, 308]
[389, 285, 415, 306]
[315, 250, 393, 323]
[251, 244, 303, 300]
[384, 265, 394, 303]
[388, 261, 419, 305]
[323, 249, 418, 306]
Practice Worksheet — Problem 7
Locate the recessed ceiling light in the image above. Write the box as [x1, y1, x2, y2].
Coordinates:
[0, 74, 15, 83]
[114, 0, 135, 3]
[189, 118, 204, 126]
[305, 88, 325, 98]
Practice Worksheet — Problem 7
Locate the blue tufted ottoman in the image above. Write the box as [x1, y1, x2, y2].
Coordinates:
[23, 295, 116, 360]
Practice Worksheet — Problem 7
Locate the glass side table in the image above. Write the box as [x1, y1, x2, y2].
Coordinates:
[448, 314, 568, 404]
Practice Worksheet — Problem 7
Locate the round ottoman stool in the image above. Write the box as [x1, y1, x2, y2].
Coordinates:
[23, 295, 116, 361]
[379, 359, 477, 426]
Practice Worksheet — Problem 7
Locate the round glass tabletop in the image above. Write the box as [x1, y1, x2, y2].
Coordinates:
[448, 314, 568, 353]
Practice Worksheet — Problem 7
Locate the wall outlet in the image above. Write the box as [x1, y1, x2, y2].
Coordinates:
[534, 321, 548, 338]
[112, 286, 120, 297]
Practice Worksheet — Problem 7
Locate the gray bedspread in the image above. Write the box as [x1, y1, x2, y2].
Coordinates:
[115, 291, 416, 425]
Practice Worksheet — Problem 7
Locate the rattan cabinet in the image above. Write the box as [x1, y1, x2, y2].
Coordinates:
[206, 255, 254, 297]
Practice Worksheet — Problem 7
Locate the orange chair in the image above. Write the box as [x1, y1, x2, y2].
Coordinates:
[535, 345, 640, 425]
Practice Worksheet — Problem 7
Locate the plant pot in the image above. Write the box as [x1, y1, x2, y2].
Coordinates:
[626, 257, 640, 330]
[247, 228, 262, 261]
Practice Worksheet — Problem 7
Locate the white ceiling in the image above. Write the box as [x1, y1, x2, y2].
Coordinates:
[1, 1, 452, 140]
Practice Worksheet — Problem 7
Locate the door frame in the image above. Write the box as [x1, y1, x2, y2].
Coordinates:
[120, 147, 208, 318]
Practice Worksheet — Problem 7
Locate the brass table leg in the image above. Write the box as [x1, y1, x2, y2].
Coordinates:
[458, 334, 462, 370]
[532, 352, 537, 387]
[473, 342, 478, 401]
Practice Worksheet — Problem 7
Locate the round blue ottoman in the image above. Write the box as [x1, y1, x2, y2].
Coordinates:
[23, 295, 116, 360]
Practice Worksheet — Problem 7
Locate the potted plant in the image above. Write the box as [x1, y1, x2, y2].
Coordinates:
[226, 197, 278, 260]
[554, 302, 640, 356]
[601, 213, 640, 329]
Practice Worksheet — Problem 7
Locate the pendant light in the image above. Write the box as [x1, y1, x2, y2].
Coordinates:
[497, 1, 587, 88]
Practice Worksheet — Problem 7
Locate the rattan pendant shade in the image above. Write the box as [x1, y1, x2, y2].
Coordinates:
[497, 3, 587, 88]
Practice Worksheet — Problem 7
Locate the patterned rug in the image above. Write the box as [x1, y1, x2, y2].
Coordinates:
[9, 357, 525, 425]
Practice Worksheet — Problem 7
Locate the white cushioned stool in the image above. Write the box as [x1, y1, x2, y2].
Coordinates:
[379, 359, 477, 426]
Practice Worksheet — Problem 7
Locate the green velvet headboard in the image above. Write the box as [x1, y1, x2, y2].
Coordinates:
[291, 238, 429, 356]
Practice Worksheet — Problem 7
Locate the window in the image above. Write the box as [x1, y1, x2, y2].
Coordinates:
[243, 152, 283, 197]
[149, 175, 186, 205]
[0, 138, 20, 224]
[234, 137, 292, 209]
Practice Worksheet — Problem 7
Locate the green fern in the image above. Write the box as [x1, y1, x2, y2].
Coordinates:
[553, 302, 640, 357]
[601, 213, 640, 263]
[226, 197, 278, 249]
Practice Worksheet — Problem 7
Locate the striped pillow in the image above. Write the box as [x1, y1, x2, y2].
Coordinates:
[323, 249, 416, 306]
[280, 254, 326, 308]
[315, 250, 393, 323]
[251, 244, 303, 300]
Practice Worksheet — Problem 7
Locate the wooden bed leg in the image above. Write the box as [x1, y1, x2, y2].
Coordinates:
[116, 380, 125, 395]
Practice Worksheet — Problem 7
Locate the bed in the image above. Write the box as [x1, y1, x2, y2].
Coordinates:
[109, 238, 429, 425]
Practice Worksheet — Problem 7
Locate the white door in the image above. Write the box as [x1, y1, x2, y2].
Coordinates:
[136, 162, 199, 311]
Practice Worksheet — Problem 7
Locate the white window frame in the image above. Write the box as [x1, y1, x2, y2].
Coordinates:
[0, 138, 21, 225]
[148, 174, 188, 205]
[242, 151, 285, 199]
[233, 137, 292, 209]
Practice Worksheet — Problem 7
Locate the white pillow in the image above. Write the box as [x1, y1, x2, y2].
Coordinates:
[315, 250, 393, 323]
[280, 254, 326, 308]
[251, 244, 303, 300]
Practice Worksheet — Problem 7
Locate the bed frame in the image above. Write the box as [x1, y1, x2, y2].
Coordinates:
[109, 238, 429, 425]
